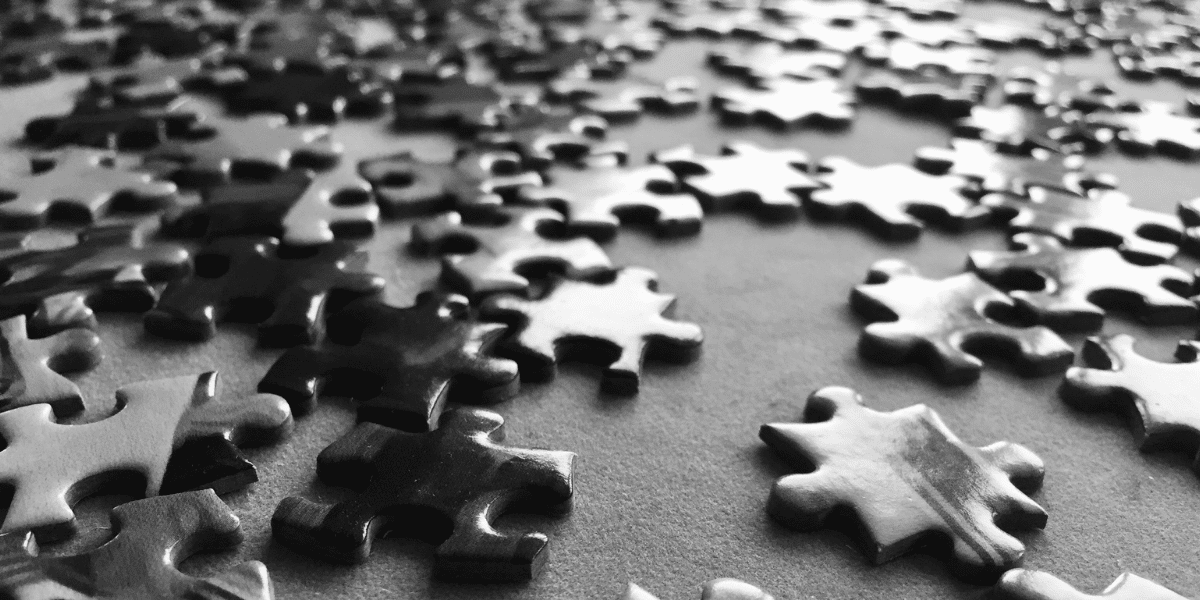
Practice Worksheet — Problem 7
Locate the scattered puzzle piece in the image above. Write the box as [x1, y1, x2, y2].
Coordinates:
[0, 489, 275, 600]
[711, 78, 855, 130]
[851, 259, 1074, 382]
[706, 43, 846, 82]
[24, 98, 202, 150]
[995, 569, 1188, 600]
[623, 579, 774, 600]
[272, 408, 574, 581]
[914, 139, 1116, 196]
[1176, 197, 1200, 256]
[855, 69, 989, 118]
[359, 150, 542, 218]
[760, 386, 1047, 576]
[224, 65, 394, 123]
[954, 105, 1112, 154]
[481, 267, 703, 394]
[863, 39, 994, 77]
[0, 315, 100, 417]
[1088, 102, 1200, 159]
[392, 75, 507, 134]
[476, 106, 628, 170]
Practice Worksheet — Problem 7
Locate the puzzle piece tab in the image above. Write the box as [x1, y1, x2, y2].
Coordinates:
[0, 315, 100, 416]
[996, 569, 1188, 600]
[392, 75, 506, 134]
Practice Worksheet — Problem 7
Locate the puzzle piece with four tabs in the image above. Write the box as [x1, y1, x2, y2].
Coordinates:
[650, 141, 817, 221]
[0, 148, 178, 230]
[914, 139, 1116, 196]
[808, 156, 987, 240]
[983, 187, 1184, 263]
[623, 579, 774, 600]
[272, 408, 573, 581]
[24, 98, 202, 151]
[711, 78, 856, 130]
[1087, 102, 1200, 159]
[144, 235, 384, 346]
[968, 233, 1196, 330]
[760, 386, 1047, 577]
[0, 371, 291, 538]
[410, 207, 612, 297]
[996, 569, 1189, 600]
[0, 315, 100, 417]
[854, 69, 989, 118]
[481, 267, 703, 395]
[1061, 334, 1200, 472]
[852, 259, 1074, 383]
[258, 292, 517, 430]
[359, 150, 542, 218]
[706, 43, 847, 82]
[863, 39, 994, 77]
[475, 107, 628, 170]
[0, 489, 274, 600]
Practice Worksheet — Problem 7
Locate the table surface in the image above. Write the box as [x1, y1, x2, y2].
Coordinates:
[4, 4, 1200, 599]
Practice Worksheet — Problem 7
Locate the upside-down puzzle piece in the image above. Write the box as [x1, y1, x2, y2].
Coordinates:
[1060, 334, 1200, 472]
[517, 160, 702, 241]
[272, 408, 574, 581]
[623, 579, 774, 600]
[259, 293, 517, 429]
[914, 139, 1116, 196]
[968, 233, 1195, 330]
[410, 207, 612, 297]
[475, 106, 628, 170]
[711, 78, 856, 130]
[650, 141, 817, 221]
[995, 569, 1188, 600]
[0, 315, 100, 417]
[760, 386, 1047, 577]
[481, 267, 703, 395]
[854, 69, 989, 118]
[24, 98, 202, 151]
[983, 187, 1184, 263]
[145, 235, 384, 346]
[358, 150, 542, 218]
[0, 148, 178, 230]
[808, 156, 986, 240]
[0, 489, 274, 600]
[0, 371, 291, 538]
[851, 259, 1074, 383]
[1087, 102, 1200, 159]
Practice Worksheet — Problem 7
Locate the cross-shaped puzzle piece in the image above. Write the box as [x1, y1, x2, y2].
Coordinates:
[996, 569, 1188, 600]
[711, 78, 855, 130]
[0, 315, 100, 417]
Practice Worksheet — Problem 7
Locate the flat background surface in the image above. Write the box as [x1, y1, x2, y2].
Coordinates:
[5, 4, 1200, 598]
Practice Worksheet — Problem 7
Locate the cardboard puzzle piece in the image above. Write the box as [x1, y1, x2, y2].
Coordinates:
[0, 315, 100, 416]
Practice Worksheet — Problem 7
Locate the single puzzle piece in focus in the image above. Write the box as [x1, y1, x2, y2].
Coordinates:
[851, 259, 1074, 383]
[272, 408, 574, 581]
[995, 569, 1189, 600]
[863, 39, 994, 77]
[854, 69, 989, 118]
[760, 386, 1047, 577]
[650, 141, 817, 221]
[711, 78, 856, 130]
[481, 267, 703, 394]
[623, 579, 774, 600]
[258, 293, 518, 430]
[1087, 101, 1200, 159]
[982, 186, 1184, 263]
[0, 148, 179, 230]
[359, 150, 543, 218]
[0, 315, 100, 416]
[1060, 334, 1200, 472]
[968, 233, 1196, 330]
[0, 371, 291, 538]
[914, 139, 1116, 196]
[475, 106, 628, 170]
[145, 235, 385, 346]
[706, 43, 847, 82]
[0, 489, 275, 600]
[410, 207, 612, 297]
[808, 156, 987, 240]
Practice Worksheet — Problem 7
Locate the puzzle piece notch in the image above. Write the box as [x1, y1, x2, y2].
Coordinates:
[1176, 197, 1200, 256]
[481, 267, 703, 394]
[996, 569, 1189, 600]
[0, 315, 100, 417]
[271, 408, 574, 581]
[0, 489, 275, 600]
[851, 259, 1074, 383]
[0, 371, 291, 538]
[968, 233, 1196, 331]
[914, 138, 1117, 197]
[359, 150, 543, 218]
[711, 78, 856, 131]
[258, 292, 518, 430]
[623, 579, 775, 600]
[761, 386, 1046, 578]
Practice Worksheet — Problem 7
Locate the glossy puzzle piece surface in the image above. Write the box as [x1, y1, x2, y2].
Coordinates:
[272, 409, 574, 581]
[359, 150, 542, 218]
[852, 259, 1074, 383]
[0, 315, 100, 416]
[760, 386, 1047, 577]
[706, 43, 847, 81]
[0, 489, 274, 600]
[808, 156, 987, 240]
[259, 293, 518, 430]
[24, 99, 201, 150]
[224, 65, 393, 124]
[392, 75, 506, 134]
[914, 139, 1116, 196]
[955, 105, 1112, 154]
[1088, 102, 1200, 159]
[996, 569, 1188, 600]
[968, 233, 1195, 330]
[475, 107, 628, 170]
[481, 267, 703, 394]
[623, 579, 774, 600]
[410, 207, 612, 296]
[0, 371, 291, 537]
[711, 78, 856, 130]
[145, 235, 385, 346]
[854, 69, 989, 118]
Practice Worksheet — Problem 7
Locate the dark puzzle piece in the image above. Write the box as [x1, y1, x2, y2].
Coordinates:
[229, 11, 357, 74]
[24, 97, 202, 151]
[475, 106, 628, 170]
[0, 371, 291, 538]
[650, 141, 817, 221]
[760, 386, 1047, 578]
[0, 490, 275, 600]
[808, 156, 987, 240]
[0, 232, 98, 336]
[223, 64, 394, 124]
[954, 105, 1113, 155]
[0, 148, 179, 230]
[624, 579, 775, 600]
[410, 207, 612, 297]
[0, 314, 101, 416]
[996, 569, 1188, 600]
[258, 293, 518, 430]
[1087, 101, 1200, 159]
[480, 267, 703, 394]
[851, 259, 1074, 383]
[0, 29, 113, 84]
[706, 43, 847, 82]
[271, 408, 574, 581]
[854, 68, 989, 118]
[1061, 334, 1200, 473]
[711, 78, 856, 130]
[517, 159, 703, 241]
[982, 187, 1183, 263]
[359, 150, 543, 218]
[969, 233, 1196, 330]
[144, 235, 385, 346]
[914, 139, 1116, 196]
[392, 75, 506, 134]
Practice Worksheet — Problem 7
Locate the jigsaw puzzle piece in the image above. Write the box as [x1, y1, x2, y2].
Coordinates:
[711, 78, 855, 130]
[995, 569, 1188, 600]
[475, 106, 628, 170]
[0, 315, 100, 416]
[359, 150, 542, 218]
[392, 75, 507, 134]
[24, 98, 202, 150]
[914, 139, 1117, 197]
[1087, 101, 1200, 159]
[855, 69, 989, 118]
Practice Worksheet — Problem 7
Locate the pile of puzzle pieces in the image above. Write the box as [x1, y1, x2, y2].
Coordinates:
[1, 0, 1200, 596]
